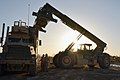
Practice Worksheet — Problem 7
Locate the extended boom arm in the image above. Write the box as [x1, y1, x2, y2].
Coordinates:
[33, 3, 106, 53]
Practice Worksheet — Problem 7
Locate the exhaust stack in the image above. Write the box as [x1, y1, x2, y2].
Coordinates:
[1, 23, 5, 46]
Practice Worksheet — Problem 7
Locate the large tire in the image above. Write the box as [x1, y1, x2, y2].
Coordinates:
[98, 53, 110, 69]
[71, 54, 77, 65]
[53, 53, 61, 68]
[59, 52, 74, 68]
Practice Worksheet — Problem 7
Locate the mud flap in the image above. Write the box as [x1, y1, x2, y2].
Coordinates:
[29, 64, 36, 76]
[0, 65, 5, 75]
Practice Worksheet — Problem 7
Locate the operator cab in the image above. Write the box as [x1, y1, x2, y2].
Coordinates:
[14, 20, 27, 27]
[76, 44, 93, 56]
[12, 20, 28, 33]
[6, 20, 30, 46]
[79, 44, 92, 51]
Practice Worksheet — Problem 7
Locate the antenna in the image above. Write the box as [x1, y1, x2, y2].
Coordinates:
[28, 4, 30, 26]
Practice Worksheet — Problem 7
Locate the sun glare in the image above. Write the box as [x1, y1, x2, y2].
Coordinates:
[62, 30, 79, 47]
[62, 30, 96, 52]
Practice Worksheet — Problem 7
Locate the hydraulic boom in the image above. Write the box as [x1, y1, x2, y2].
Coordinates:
[33, 3, 106, 53]
[33, 3, 110, 69]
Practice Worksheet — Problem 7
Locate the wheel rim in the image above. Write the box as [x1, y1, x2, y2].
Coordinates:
[62, 56, 71, 65]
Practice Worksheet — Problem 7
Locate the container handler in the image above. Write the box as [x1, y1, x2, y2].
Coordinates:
[32, 3, 110, 69]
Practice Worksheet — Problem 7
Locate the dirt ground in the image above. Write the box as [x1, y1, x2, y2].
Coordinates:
[0, 67, 120, 80]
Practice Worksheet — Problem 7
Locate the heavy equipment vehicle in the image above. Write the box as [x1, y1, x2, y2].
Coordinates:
[32, 3, 110, 69]
[0, 20, 42, 75]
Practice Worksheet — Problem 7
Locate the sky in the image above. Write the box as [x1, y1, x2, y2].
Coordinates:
[0, 0, 120, 56]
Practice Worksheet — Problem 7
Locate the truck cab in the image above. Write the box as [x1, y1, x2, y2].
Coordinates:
[0, 20, 36, 75]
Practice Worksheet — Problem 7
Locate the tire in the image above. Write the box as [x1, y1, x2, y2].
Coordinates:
[71, 54, 77, 65]
[59, 52, 74, 68]
[98, 53, 110, 69]
[53, 53, 61, 68]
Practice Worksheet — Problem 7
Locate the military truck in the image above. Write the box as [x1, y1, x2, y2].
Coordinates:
[0, 20, 40, 75]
